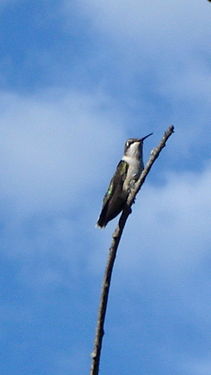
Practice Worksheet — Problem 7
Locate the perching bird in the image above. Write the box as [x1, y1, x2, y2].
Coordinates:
[96, 133, 153, 228]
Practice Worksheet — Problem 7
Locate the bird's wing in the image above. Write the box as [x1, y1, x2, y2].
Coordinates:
[97, 160, 129, 227]
[102, 160, 128, 206]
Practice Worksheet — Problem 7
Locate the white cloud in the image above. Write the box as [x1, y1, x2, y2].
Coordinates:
[184, 359, 211, 375]
[0, 88, 210, 289]
[0, 88, 128, 283]
[61, 1, 211, 156]
[0, 89, 125, 217]
[97, 163, 211, 278]
[73, 0, 210, 50]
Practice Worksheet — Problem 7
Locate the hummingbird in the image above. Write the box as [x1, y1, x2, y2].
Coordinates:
[96, 133, 153, 228]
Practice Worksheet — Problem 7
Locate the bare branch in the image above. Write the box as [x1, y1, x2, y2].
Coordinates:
[90, 125, 174, 375]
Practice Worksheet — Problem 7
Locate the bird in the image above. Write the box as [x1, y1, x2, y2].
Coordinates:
[96, 133, 153, 228]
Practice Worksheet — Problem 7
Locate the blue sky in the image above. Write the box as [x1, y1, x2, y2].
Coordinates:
[0, 1, 211, 374]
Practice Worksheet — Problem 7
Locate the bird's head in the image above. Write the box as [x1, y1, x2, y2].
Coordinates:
[124, 133, 153, 158]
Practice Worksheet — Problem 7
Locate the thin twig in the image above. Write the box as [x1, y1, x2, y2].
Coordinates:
[90, 125, 174, 375]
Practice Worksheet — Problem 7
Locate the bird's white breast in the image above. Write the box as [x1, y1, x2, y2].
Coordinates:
[122, 155, 143, 192]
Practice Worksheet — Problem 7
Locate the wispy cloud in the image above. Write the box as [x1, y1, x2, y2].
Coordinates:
[0, 88, 127, 288]
[183, 358, 211, 375]
[0, 89, 125, 216]
[115, 163, 211, 273]
[73, 0, 210, 48]
[61, 0, 211, 162]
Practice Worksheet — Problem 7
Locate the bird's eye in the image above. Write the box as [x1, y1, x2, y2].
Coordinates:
[126, 140, 131, 147]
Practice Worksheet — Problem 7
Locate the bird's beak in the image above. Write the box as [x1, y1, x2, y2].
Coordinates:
[139, 133, 153, 142]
